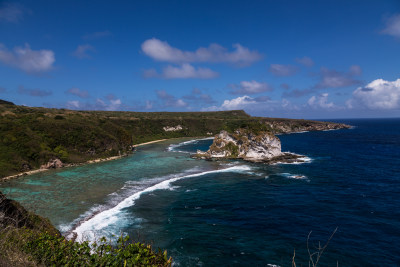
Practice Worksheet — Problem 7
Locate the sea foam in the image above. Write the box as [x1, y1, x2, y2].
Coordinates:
[277, 172, 309, 180]
[167, 137, 214, 153]
[70, 164, 252, 242]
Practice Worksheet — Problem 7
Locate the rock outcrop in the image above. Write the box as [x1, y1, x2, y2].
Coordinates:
[40, 158, 64, 169]
[264, 120, 351, 134]
[163, 125, 183, 132]
[196, 129, 284, 162]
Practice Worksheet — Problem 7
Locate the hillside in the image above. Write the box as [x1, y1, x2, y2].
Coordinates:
[0, 101, 349, 178]
[0, 191, 172, 266]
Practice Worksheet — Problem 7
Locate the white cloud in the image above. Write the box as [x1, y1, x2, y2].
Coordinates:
[350, 78, 400, 110]
[156, 90, 187, 107]
[72, 44, 95, 59]
[203, 95, 293, 113]
[141, 38, 262, 66]
[66, 87, 89, 98]
[0, 3, 27, 23]
[230, 80, 273, 94]
[67, 100, 80, 109]
[295, 56, 314, 67]
[220, 95, 257, 110]
[0, 43, 55, 73]
[95, 98, 122, 111]
[144, 63, 218, 79]
[66, 97, 123, 111]
[382, 14, 400, 38]
[307, 93, 336, 109]
[269, 64, 298, 76]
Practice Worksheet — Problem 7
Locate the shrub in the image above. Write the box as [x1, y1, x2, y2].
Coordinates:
[23, 232, 172, 266]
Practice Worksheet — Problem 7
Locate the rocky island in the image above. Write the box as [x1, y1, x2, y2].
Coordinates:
[195, 121, 350, 164]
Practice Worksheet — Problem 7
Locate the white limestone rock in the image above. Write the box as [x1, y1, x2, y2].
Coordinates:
[201, 129, 282, 162]
[163, 125, 183, 132]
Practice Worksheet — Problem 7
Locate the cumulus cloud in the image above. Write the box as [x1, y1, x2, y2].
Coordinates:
[349, 78, 400, 110]
[295, 56, 314, 67]
[144, 63, 218, 79]
[203, 95, 291, 113]
[230, 80, 273, 94]
[0, 43, 55, 73]
[18, 86, 52, 97]
[72, 44, 95, 59]
[307, 93, 337, 109]
[156, 90, 187, 107]
[314, 66, 362, 89]
[66, 87, 89, 98]
[220, 95, 256, 110]
[269, 64, 298, 76]
[183, 88, 215, 104]
[381, 14, 400, 38]
[83, 31, 112, 40]
[141, 38, 262, 66]
[0, 3, 28, 23]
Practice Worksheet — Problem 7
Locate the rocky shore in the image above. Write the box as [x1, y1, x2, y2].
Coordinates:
[194, 121, 350, 163]
[264, 119, 351, 134]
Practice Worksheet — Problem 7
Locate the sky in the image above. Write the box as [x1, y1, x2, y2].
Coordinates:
[0, 0, 399, 119]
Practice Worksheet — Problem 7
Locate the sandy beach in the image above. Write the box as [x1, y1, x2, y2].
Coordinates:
[1, 139, 169, 182]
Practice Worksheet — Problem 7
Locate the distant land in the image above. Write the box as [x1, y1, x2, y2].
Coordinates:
[0, 99, 348, 179]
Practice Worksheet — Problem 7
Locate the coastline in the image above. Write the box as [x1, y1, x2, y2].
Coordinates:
[0, 139, 169, 182]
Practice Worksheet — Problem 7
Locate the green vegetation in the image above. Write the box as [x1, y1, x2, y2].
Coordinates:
[0, 191, 171, 266]
[0, 103, 251, 178]
[0, 101, 348, 178]
[24, 233, 171, 266]
[224, 142, 239, 158]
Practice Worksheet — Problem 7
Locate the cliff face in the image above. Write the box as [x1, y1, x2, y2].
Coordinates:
[0, 191, 60, 236]
[198, 129, 282, 162]
[263, 119, 351, 134]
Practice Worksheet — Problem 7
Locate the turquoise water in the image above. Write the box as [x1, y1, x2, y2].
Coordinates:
[1, 119, 400, 266]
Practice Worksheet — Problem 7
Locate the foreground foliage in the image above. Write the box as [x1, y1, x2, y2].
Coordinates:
[24, 232, 171, 266]
[0, 228, 171, 267]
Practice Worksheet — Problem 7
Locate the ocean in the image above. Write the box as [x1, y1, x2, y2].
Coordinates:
[1, 118, 399, 266]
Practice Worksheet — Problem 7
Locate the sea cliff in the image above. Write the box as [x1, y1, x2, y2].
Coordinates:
[195, 121, 350, 163]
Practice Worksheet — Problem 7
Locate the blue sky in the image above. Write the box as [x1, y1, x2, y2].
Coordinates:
[0, 0, 399, 118]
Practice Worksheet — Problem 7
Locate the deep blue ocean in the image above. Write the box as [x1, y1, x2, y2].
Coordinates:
[1, 118, 399, 266]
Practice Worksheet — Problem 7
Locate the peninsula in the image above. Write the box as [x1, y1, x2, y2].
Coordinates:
[0, 100, 349, 179]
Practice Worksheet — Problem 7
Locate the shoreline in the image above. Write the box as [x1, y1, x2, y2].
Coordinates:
[0, 139, 169, 182]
